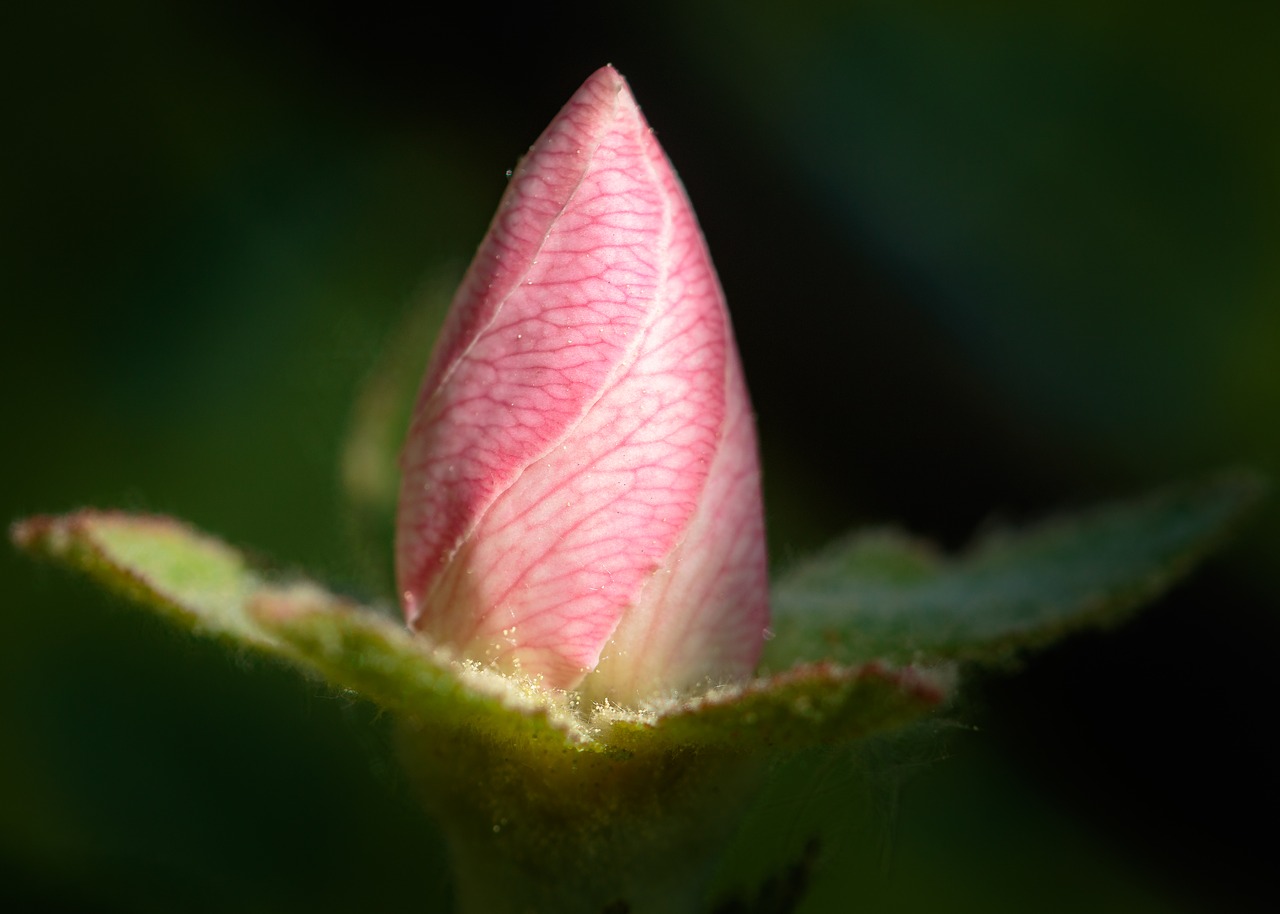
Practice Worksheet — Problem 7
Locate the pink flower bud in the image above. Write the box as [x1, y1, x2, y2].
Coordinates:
[395, 66, 767, 703]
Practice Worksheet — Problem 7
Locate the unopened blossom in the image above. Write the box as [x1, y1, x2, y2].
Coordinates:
[395, 66, 767, 703]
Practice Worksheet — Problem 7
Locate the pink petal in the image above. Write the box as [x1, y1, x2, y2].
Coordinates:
[396, 66, 767, 700]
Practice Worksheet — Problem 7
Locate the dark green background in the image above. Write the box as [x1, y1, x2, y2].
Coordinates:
[3, 2, 1276, 911]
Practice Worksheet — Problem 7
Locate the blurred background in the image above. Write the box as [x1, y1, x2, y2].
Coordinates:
[2, 1, 1277, 911]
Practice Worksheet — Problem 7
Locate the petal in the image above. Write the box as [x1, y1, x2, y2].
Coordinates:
[396, 67, 767, 697]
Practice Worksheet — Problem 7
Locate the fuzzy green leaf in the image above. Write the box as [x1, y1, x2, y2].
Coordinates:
[606, 662, 951, 755]
[251, 586, 584, 744]
[12, 512, 272, 647]
[10, 511, 579, 745]
[765, 472, 1265, 669]
[11, 511, 950, 754]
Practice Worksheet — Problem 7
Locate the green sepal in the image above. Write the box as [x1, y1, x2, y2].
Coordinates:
[10, 474, 1261, 914]
[605, 661, 950, 754]
[252, 585, 582, 745]
[765, 471, 1266, 669]
[10, 510, 946, 754]
[9, 512, 575, 744]
[12, 512, 270, 647]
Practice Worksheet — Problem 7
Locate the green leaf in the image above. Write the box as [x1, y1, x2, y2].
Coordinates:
[251, 586, 587, 745]
[22, 469, 1255, 766]
[9, 511, 582, 745]
[11, 512, 272, 647]
[605, 662, 951, 755]
[764, 472, 1266, 669]
[11, 510, 950, 754]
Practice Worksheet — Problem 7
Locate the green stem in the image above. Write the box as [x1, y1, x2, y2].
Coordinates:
[397, 720, 760, 914]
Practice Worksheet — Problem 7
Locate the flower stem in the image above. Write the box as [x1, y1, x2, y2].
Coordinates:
[397, 720, 761, 913]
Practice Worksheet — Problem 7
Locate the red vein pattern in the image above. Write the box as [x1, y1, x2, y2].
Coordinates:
[396, 67, 768, 701]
